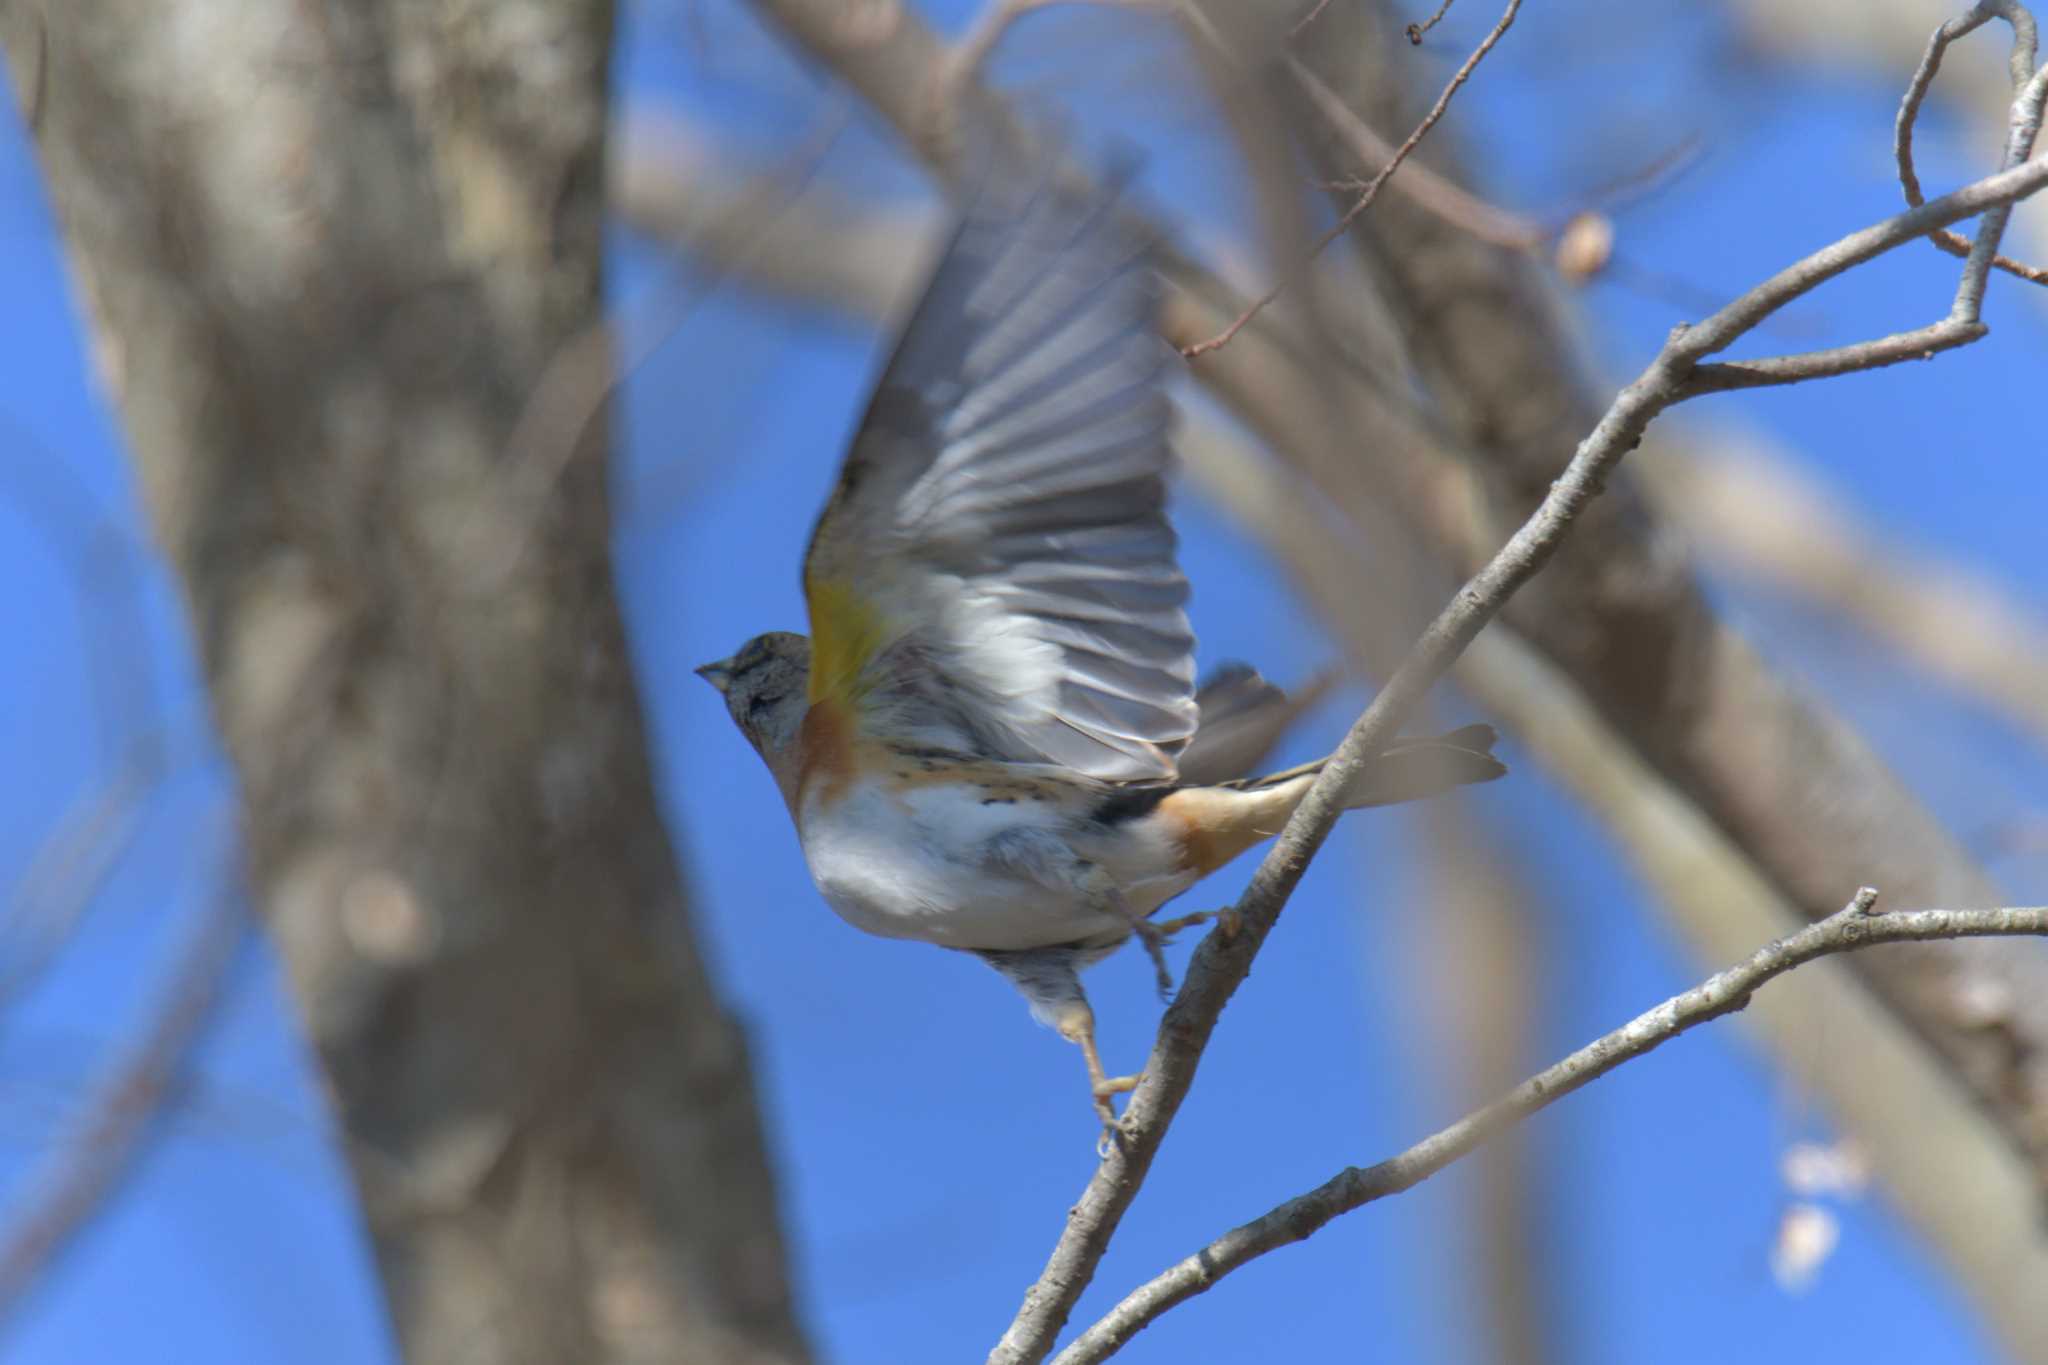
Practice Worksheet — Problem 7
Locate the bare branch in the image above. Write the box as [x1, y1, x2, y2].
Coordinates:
[1286, 0, 2048, 1216]
[994, 114, 2048, 1365]
[467, 103, 854, 597]
[1639, 433, 2048, 756]
[1681, 318, 1989, 391]
[947, 0, 1096, 97]
[0, 746, 163, 1010]
[1173, 368, 2048, 1355]
[1671, 150, 2045, 394]
[1287, 0, 1336, 40]
[735, 0, 2048, 1354]
[1449, 623, 2048, 1357]
[1299, 68, 1701, 287]
[611, 109, 931, 323]
[1405, 0, 1459, 45]
[1054, 895, 2048, 1363]
[1180, 0, 1521, 358]
[1293, 58, 1543, 250]
[0, 842, 244, 1321]
[1896, 0, 2048, 284]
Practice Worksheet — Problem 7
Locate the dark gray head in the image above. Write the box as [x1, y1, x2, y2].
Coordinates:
[695, 632, 812, 794]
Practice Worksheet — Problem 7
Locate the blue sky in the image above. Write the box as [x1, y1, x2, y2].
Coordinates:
[2, 2, 2044, 1362]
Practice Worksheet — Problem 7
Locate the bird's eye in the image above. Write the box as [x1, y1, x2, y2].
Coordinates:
[747, 692, 778, 719]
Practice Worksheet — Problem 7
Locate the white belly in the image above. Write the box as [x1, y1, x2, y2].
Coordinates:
[795, 776, 1186, 951]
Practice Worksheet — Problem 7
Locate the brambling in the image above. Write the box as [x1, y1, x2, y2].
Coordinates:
[699, 152, 1505, 1129]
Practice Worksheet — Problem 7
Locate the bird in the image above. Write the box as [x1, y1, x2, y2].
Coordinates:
[697, 149, 1506, 1132]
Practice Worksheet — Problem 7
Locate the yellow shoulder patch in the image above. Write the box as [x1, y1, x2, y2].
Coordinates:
[804, 575, 891, 705]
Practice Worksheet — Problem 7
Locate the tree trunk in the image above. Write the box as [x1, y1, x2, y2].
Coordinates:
[0, 4, 808, 1362]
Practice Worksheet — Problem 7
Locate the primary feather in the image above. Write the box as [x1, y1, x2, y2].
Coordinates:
[801, 156, 1196, 783]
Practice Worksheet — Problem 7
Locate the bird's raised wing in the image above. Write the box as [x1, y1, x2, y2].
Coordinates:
[802, 155, 1194, 783]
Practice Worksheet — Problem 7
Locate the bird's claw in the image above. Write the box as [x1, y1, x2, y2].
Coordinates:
[1129, 908, 1240, 1001]
[1091, 1071, 1142, 1155]
[1130, 919, 1178, 999]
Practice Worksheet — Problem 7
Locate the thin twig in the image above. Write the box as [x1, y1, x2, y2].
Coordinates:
[466, 102, 854, 596]
[943, 0, 1183, 134]
[0, 746, 163, 1010]
[1287, 0, 1336, 39]
[1294, 58, 1543, 249]
[1405, 0, 1457, 44]
[993, 116, 2048, 1365]
[1300, 68, 1702, 285]
[0, 422, 173, 1010]
[1638, 437, 2048, 756]
[427, 105, 854, 852]
[1053, 894, 2048, 1363]
[1895, 0, 2048, 284]
[945, 0, 1066, 102]
[0, 846, 245, 1324]
[1682, 318, 1988, 392]
[1180, 0, 1523, 358]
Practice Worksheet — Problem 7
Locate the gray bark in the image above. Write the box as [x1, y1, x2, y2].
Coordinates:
[0, 4, 808, 1362]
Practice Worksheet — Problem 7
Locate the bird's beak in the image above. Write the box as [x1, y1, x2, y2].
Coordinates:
[694, 658, 734, 692]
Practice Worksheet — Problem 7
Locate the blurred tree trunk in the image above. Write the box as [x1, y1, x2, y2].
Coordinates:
[0, 5, 808, 1363]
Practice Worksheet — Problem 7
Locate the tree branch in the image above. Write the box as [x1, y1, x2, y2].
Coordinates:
[1176, 392, 2048, 1359]
[1053, 895, 2048, 1363]
[1637, 432, 2048, 757]
[994, 111, 2048, 1365]
[1164, 323, 2048, 1354]
[728, 2, 2048, 1356]
[0, 837, 244, 1323]
[1180, 0, 1523, 357]
[1895, 0, 2048, 284]
[1285, 0, 2048, 1218]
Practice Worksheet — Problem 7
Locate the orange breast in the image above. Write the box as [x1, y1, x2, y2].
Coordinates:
[796, 698, 858, 806]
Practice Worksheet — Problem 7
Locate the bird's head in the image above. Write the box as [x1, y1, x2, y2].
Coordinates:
[696, 631, 812, 800]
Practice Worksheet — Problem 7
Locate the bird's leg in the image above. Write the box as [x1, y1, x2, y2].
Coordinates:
[1047, 863, 1222, 1001]
[1127, 919, 1176, 999]
[1120, 905, 1245, 998]
[1053, 999, 1141, 1137]
[1077, 871, 1180, 998]
[972, 946, 1137, 1143]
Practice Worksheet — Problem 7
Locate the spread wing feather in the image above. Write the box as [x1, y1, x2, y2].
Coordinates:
[803, 154, 1195, 782]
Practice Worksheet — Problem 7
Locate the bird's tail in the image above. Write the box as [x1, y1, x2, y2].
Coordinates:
[1226, 723, 1506, 809]
[1163, 725, 1507, 879]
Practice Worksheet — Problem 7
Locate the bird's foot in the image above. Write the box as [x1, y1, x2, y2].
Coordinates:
[1128, 908, 1238, 1001]
[1149, 906, 1243, 943]
[1091, 1069, 1143, 1153]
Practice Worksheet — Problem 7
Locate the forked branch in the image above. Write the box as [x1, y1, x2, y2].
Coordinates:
[992, 7, 2048, 1360]
[1052, 894, 2048, 1363]
[1896, 0, 2048, 284]
[1181, 0, 1523, 357]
